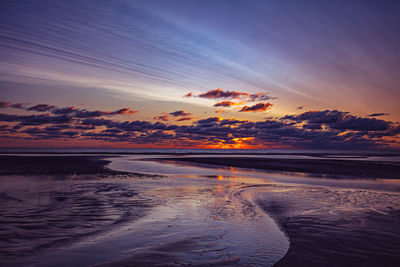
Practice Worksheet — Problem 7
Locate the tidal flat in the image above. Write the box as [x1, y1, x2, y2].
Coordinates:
[0, 154, 399, 266]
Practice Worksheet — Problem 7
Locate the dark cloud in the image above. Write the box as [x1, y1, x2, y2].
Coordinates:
[214, 101, 236, 107]
[28, 104, 55, 112]
[0, 101, 398, 149]
[197, 117, 221, 124]
[0, 101, 30, 110]
[10, 103, 27, 109]
[71, 108, 138, 118]
[0, 100, 138, 118]
[0, 101, 11, 108]
[53, 106, 78, 115]
[188, 89, 275, 103]
[0, 113, 73, 130]
[240, 103, 273, 112]
[153, 114, 170, 121]
[368, 113, 390, 117]
[248, 93, 276, 102]
[283, 110, 391, 131]
[198, 89, 248, 99]
[176, 117, 195, 121]
[112, 108, 138, 115]
[302, 123, 322, 130]
[282, 110, 345, 124]
[297, 106, 304, 110]
[169, 110, 192, 117]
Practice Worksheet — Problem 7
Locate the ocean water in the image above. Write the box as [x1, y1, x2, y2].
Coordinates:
[0, 147, 398, 156]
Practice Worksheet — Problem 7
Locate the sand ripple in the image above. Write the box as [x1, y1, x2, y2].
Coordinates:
[0, 180, 155, 263]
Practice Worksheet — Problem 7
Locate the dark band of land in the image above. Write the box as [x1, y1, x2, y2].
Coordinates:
[155, 157, 400, 179]
[0, 156, 121, 176]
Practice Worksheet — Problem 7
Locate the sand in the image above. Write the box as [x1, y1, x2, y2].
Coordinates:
[253, 184, 400, 266]
[1, 155, 399, 266]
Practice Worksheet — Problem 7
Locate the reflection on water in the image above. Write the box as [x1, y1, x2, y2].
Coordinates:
[107, 156, 400, 192]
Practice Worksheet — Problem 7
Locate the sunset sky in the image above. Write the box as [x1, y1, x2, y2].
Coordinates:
[0, 0, 399, 149]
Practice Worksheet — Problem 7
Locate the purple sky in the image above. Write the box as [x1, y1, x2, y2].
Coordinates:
[0, 0, 399, 149]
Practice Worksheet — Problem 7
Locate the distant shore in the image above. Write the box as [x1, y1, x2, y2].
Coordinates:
[155, 157, 400, 179]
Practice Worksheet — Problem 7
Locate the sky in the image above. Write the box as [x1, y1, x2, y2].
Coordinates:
[0, 0, 399, 149]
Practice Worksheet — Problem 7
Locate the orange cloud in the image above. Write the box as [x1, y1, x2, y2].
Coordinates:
[214, 101, 235, 107]
[153, 114, 170, 121]
[240, 103, 273, 112]
[176, 117, 195, 121]
[114, 108, 138, 115]
[183, 92, 193, 97]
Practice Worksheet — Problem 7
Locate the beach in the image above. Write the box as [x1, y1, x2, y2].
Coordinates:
[0, 153, 399, 266]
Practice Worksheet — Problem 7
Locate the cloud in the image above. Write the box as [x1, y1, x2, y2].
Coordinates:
[0, 113, 73, 128]
[368, 113, 390, 117]
[282, 110, 345, 124]
[176, 117, 195, 121]
[169, 110, 192, 117]
[197, 117, 221, 124]
[283, 110, 391, 131]
[248, 92, 276, 102]
[240, 103, 273, 112]
[113, 108, 138, 115]
[189, 89, 275, 102]
[183, 92, 193, 98]
[183, 90, 276, 113]
[198, 89, 249, 99]
[28, 104, 55, 112]
[53, 106, 79, 115]
[153, 114, 170, 121]
[0, 101, 27, 109]
[0, 101, 398, 149]
[10, 103, 26, 109]
[0, 101, 11, 108]
[297, 106, 304, 110]
[1, 100, 138, 118]
[214, 101, 236, 107]
[67, 108, 138, 118]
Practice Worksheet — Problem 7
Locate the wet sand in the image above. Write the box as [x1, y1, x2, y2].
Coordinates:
[0, 178, 158, 264]
[0, 156, 160, 178]
[253, 184, 400, 267]
[159, 156, 400, 179]
[0, 156, 121, 176]
[1, 155, 400, 266]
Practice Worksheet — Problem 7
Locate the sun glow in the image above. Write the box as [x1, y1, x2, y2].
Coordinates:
[204, 137, 257, 149]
